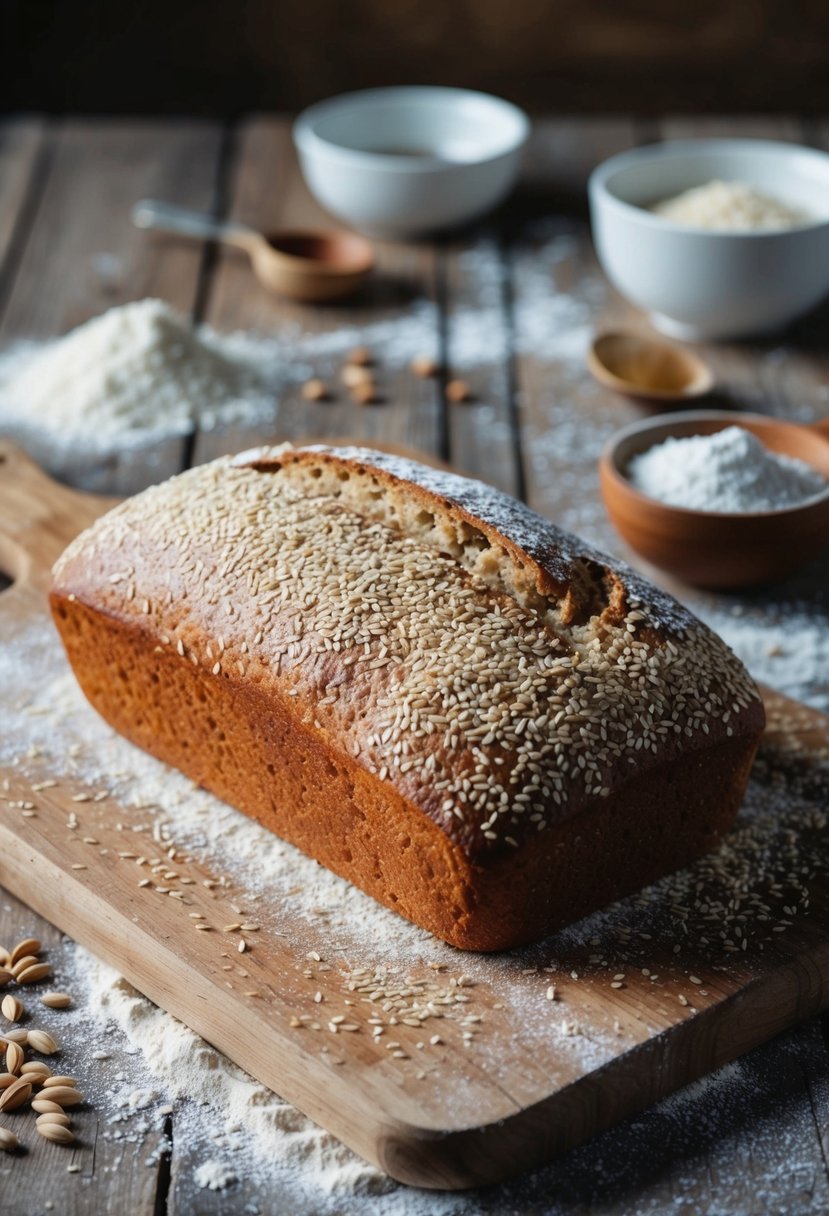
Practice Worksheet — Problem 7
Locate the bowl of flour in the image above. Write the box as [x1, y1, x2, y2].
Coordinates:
[600, 410, 829, 587]
[589, 140, 829, 340]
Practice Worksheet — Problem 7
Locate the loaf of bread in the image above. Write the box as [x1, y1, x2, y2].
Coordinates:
[50, 445, 765, 951]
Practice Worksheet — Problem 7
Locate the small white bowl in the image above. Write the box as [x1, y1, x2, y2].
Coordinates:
[589, 139, 829, 341]
[293, 87, 529, 239]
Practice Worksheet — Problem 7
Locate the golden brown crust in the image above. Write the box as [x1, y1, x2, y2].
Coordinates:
[50, 445, 765, 950]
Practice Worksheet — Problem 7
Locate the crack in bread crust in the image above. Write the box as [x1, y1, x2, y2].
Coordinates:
[50, 445, 765, 949]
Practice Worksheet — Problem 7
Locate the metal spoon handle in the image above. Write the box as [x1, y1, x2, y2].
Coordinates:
[131, 200, 255, 247]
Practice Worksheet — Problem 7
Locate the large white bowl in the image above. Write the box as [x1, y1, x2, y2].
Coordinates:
[588, 139, 829, 341]
[293, 87, 529, 239]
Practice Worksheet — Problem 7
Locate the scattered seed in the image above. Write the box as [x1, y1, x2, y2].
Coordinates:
[36, 1111, 71, 1128]
[11, 956, 39, 978]
[1, 995, 23, 1022]
[37, 1122, 75, 1145]
[0, 1078, 31, 1111]
[43, 1075, 75, 1088]
[545, 986, 556, 1002]
[0, 1127, 20, 1151]
[8, 938, 40, 967]
[39, 1085, 82, 1107]
[301, 378, 330, 402]
[31, 1098, 65, 1114]
[20, 1061, 51, 1080]
[411, 355, 440, 378]
[16, 963, 51, 985]
[237, 940, 247, 954]
[4, 1043, 24, 1074]
[347, 345, 373, 366]
[27, 1030, 58, 1055]
[446, 378, 473, 403]
[352, 380, 382, 405]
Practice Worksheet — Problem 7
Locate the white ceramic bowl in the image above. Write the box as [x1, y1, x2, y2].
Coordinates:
[589, 139, 829, 341]
[293, 87, 529, 239]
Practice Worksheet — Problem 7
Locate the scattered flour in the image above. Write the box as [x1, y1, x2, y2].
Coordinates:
[20, 929, 829, 1216]
[628, 425, 828, 513]
[2, 223, 828, 1212]
[1, 593, 828, 1211]
[194, 1161, 239, 1191]
[652, 180, 812, 231]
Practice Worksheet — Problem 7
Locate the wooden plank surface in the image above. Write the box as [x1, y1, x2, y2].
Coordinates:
[1, 113, 829, 1212]
[0, 118, 50, 311]
[0, 889, 169, 1216]
[2, 437, 829, 1194]
[193, 116, 444, 467]
[0, 119, 225, 495]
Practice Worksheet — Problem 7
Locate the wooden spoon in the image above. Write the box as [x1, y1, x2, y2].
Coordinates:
[599, 410, 829, 588]
[588, 331, 714, 404]
[132, 200, 374, 303]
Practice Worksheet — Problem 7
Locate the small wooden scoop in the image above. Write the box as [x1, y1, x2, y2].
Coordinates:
[132, 200, 374, 303]
[588, 331, 714, 404]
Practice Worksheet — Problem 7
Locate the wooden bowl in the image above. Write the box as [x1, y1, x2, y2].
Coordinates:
[599, 410, 829, 587]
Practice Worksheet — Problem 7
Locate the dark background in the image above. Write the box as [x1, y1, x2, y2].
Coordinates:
[4, 0, 829, 115]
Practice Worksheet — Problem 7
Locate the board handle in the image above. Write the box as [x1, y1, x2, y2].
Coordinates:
[0, 440, 115, 593]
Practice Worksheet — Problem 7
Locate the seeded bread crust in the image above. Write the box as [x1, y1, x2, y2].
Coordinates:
[50, 445, 765, 951]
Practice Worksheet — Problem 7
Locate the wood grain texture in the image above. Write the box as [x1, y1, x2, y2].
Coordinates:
[2, 440, 829, 1191]
[193, 116, 443, 467]
[0, 119, 225, 496]
[0, 893, 168, 1215]
[0, 117, 49, 312]
[1, 113, 829, 1211]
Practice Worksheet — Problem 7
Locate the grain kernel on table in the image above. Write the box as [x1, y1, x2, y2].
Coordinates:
[352, 380, 382, 405]
[301, 378, 330, 402]
[411, 355, 440, 378]
[446, 378, 473, 403]
[341, 364, 373, 387]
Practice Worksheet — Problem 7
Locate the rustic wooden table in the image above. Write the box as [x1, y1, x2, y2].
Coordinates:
[0, 113, 828, 1214]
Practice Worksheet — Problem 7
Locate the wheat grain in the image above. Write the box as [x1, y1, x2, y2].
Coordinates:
[27, 1029, 58, 1055]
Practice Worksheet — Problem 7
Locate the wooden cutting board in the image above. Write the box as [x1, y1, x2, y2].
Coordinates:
[1, 438, 829, 1191]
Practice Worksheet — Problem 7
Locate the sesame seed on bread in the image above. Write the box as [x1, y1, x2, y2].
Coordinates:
[50, 444, 765, 950]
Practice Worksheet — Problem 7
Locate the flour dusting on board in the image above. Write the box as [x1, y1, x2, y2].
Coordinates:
[1, 601, 829, 1211]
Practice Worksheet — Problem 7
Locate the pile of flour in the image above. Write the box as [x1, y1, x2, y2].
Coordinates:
[0, 299, 273, 461]
[628, 425, 828, 513]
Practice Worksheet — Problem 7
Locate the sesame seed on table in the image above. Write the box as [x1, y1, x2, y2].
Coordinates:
[1, 113, 829, 1214]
